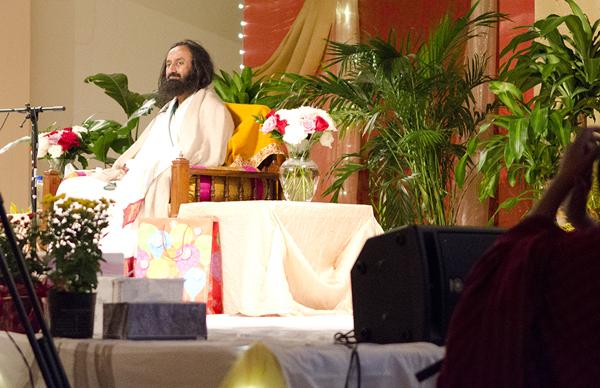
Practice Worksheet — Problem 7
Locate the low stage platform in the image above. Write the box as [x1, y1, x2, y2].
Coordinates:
[0, 314, 444, 387]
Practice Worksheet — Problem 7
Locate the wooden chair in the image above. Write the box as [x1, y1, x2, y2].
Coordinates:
[42, 170, 62, 200]
[169, 155, 284, 217]
[44, 155, 283, 217]
[168, 103, 286, 216]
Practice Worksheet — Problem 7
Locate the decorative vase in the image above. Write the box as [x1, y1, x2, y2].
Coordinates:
[279, 141, 320, 202]
[48, 289, 96, 338]
[47, 158, 69, 178]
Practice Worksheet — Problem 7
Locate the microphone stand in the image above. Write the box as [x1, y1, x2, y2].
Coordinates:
[0, 193, 70, 387]
[0, 105, 65, 214]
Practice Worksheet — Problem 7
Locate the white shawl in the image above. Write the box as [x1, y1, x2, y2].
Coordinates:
[94, 87, 234, 220]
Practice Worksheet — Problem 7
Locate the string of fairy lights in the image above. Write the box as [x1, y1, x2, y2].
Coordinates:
[238, 2, 246, 69]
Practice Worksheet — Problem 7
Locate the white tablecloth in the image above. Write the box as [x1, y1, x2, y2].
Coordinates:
[0, 315, 444, 388]
[178, 201, 383, 315]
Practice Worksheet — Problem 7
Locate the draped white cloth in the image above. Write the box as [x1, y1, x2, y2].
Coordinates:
[58, 87, 234, 256]
[178, 201, 384, 316]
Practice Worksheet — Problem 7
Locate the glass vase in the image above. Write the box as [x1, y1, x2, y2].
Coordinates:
[47, 158, 70, 178]
[279, 141, 320, 202]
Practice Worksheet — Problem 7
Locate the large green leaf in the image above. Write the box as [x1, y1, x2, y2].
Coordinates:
[479, 1, 600, 212]
[530, 106, 549, 137]
[0, 136, 30, 155]
[84, 73, 149, 117]
[454, 153, 470, 188]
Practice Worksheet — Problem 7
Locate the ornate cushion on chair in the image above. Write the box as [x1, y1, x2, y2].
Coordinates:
[224, 103, 286, 169]
[170, 104, 287, 216]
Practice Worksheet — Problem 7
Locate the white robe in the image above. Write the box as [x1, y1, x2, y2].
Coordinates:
[58, 87, 234, 256]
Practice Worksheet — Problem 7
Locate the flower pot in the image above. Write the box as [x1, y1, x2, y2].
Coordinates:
[48, 290, 96, 338]
[1, 295, 38, 333]
[0, 283, 47, 334]
[279, 142, 320, 202]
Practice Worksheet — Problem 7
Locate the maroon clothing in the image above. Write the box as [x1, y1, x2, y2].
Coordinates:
[438, 216, 600, 388]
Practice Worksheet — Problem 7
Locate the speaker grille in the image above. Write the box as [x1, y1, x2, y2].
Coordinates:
[352, 225, 503, 345]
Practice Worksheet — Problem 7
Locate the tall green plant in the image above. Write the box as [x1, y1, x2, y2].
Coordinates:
[83, 73, 156, 164]
[456, 0, 600, 210]
[263, 4, 501, 229]
[213, 67, 273, 105]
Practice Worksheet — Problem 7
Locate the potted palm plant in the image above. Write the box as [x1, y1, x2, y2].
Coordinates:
[455, 0, 600, 216]
[262, 3, 502, 229]
[39, 194, 111, 338]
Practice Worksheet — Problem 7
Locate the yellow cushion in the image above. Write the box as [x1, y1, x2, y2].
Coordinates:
[225, 103, 285, 168]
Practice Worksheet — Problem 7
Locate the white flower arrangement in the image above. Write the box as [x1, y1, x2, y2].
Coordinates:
[37, 125, 91, 174]
[37, 125, 87, 159]
[0, 212, 47, 281]
[260, 106, 337, 148]
[40, 195, 111, 293]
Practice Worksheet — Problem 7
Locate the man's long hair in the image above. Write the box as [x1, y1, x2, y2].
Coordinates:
[157, 39, 214, 98]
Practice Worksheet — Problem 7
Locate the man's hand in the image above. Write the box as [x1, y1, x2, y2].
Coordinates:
[564, 174, 597, 229]
[558, 127, 600, 184]
[529, 127, 600, 220]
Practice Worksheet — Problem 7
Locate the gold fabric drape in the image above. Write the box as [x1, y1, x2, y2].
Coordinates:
[314, 0, 361, 204]
[255, 0, 338, 76]
[225, 103, 286, 168]
[255, 0, 361, 203]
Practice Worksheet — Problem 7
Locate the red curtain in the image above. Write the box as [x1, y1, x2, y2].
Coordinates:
[242, 0, 304, 68]
[358, 0, 470, 42]
[243, 0, 472, 68]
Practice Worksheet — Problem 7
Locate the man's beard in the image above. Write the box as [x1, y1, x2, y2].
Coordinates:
[158, 71, 198, 103]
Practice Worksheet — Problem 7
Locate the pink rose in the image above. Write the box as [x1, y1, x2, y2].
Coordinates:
[261, 116, 277, 133]
[301, 117, 316, 132]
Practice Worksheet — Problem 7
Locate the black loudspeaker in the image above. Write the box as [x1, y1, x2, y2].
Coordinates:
[351, 225, 504, 345]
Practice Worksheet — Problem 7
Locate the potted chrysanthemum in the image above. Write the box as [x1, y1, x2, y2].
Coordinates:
[38, 194, 111, 338]
[260, 106, 337, 201]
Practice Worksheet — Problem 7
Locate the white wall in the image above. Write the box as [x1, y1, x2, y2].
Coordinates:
[536, 0, 600, 22]
[0, 1, 31, 210]
[0, 0, 242, 208]
[31, 0, 242, 132]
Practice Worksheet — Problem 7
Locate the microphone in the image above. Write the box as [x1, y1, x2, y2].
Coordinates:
[0, 105, 66, 113]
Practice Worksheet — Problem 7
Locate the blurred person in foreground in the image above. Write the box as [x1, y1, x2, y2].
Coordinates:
[438, 126, 600, 387]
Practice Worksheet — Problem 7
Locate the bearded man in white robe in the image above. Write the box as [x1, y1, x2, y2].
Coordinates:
[58, 40, 234, 256]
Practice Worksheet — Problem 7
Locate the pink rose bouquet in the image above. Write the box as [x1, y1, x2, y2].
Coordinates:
[260, 106, 337, 151]
[37, 125, 91, 173]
